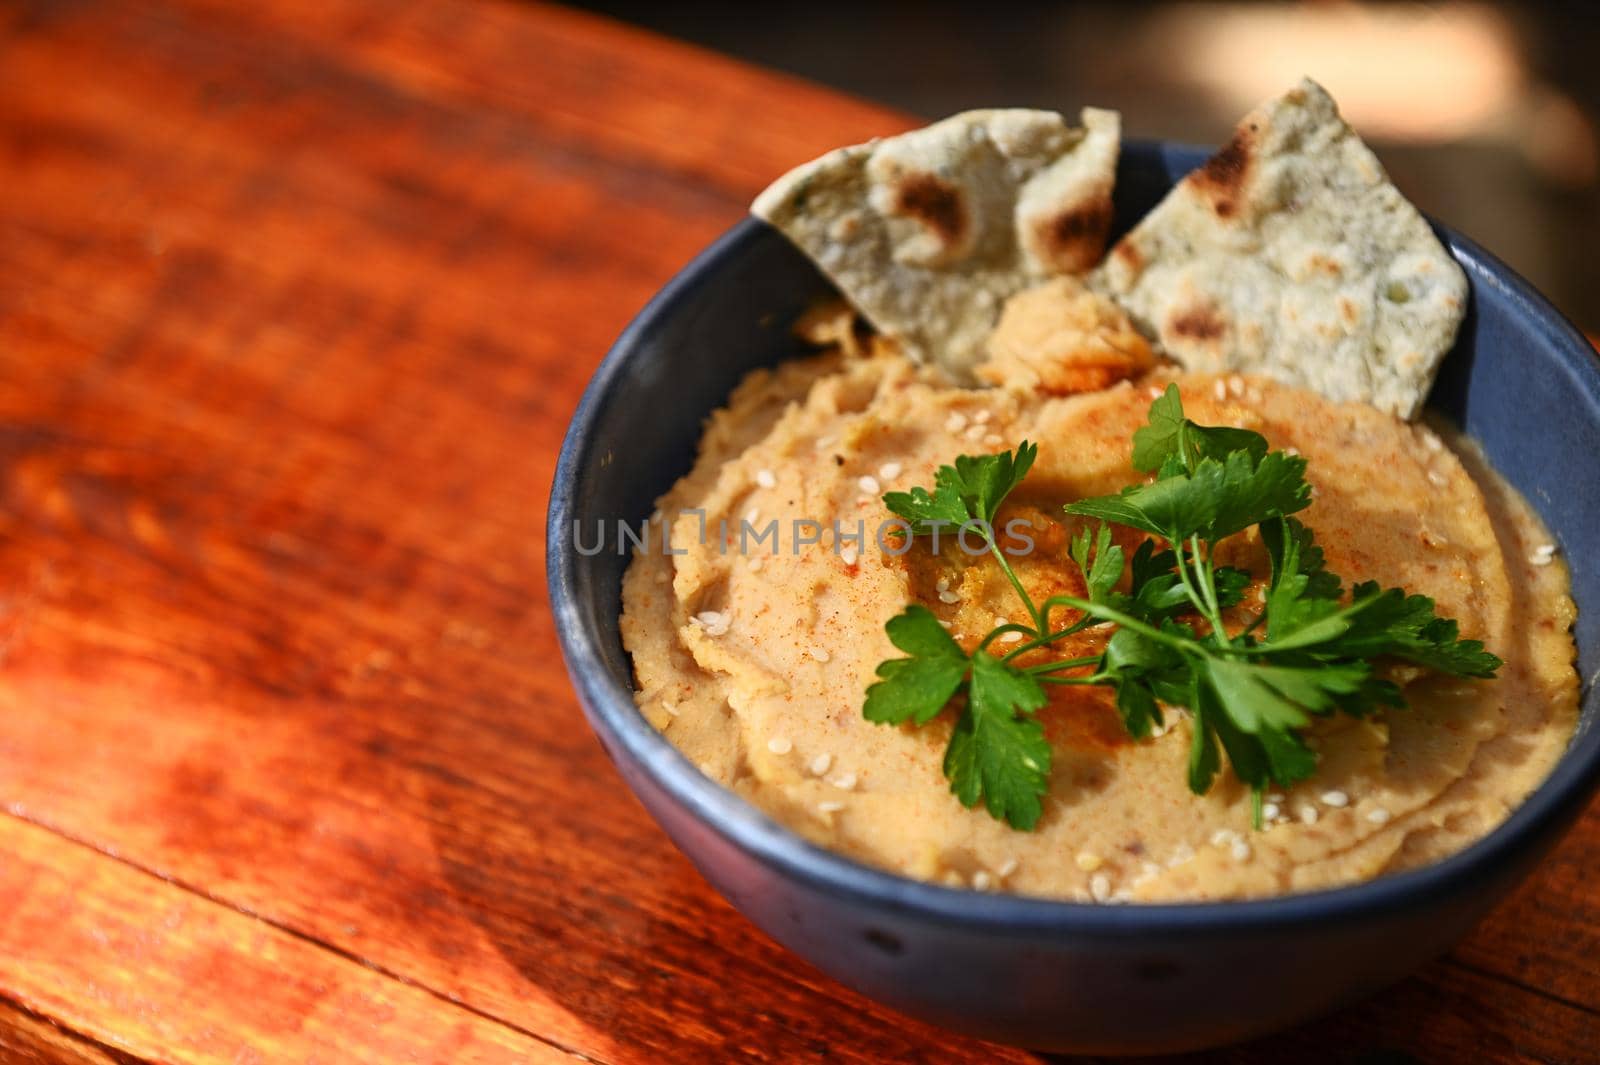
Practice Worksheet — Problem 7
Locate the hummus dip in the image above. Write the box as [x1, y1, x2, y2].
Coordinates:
[619, 321, 1578, 902]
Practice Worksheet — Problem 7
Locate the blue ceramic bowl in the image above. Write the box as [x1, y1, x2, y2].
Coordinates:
[547, 141, 1600, 1054]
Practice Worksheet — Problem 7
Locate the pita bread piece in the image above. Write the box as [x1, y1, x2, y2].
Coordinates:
[753, 108, 1121, 375]
[1093, 79, 1466, 419]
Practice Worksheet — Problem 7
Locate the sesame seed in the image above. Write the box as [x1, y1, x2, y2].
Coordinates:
[973, 409, 992, 425]
[1262, 802, 1282, 821]
[744, 506, 760, 524]
[830, 772, 857, 790]
[1320, 790, 1350, 808]
[1426, 469, 1448, 488]
[984, 433, 1003, 447]
[692, 610, 731, 636]
[767, 736, 792, 755]
[810, 647, 831, 663]
[1169, 843, 1195, 866]
[809, 752, 833, 776]
[1421, 431, 1443, 452]
[1231, 840, 1252, 862]
[1210, 828, 1238, 847]
[748, 556, 764, 572]
[755, 469, 777, 489]
[1148, 385, 1165, 399]
[971, 871, 994, 891]
[1089, 873, 1112, 902]
[936, 576, 950, 593]
[660, 701, 679, 717]
[1366, 807, 1392, 825]
[858, 475, 880, 494]
[1212, 380, 1227, 401]
[840, 545, 859, 566]
[945, 411, 969, 433]
[997, 858, 1020, 878]
[1075, 851, 1103, 872]
[818, 801, 846, 814]
[999, 631, 1024, 643]
[878, 461, 902, 481]
[938, 589, 962, 604]
[1299, 804, 1320, 824]
[1266, 793, 1285, 804]
[964, 424, 986, 443]
[1531, 553, 1554, 567]
[1228, 375, 1245, 398]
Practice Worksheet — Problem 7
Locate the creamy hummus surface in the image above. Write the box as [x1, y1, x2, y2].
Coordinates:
[618, 302, 1579, 902]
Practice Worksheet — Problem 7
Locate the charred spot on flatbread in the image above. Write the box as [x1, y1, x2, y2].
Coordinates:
[885, 172, 969, 254]
[1189, 126, 1256, 220]
[1029, 198, 1114, 276]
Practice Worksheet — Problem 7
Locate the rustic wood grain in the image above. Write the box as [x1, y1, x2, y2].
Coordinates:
[0, 996, 142, 1065]
[0, 0, 1593, 1062]
[0, 815, 567, 1063]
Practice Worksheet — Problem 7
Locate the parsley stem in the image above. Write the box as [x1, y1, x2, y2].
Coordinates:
[1000, 606, 1103, 662]
[1174, 534, 1230, 649]
[1024, 655, 1101, 675]
[976, 622, 1037, 655]
[1037, 674, 1108, 686]
[1050, 596, 1199, 656]
[986, 537, 1043, 634]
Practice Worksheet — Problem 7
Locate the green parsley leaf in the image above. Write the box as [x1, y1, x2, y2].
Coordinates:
[1186, 674, 1222, 793]
[1100, 626, 1182, 739]
[1068, 522, 1124, 605]
[1132, 383, 1269, 474]
[1201, 656, 1369, 734]
[945, 651, 1051, 830]
[884, 441, 1038, 533]
[1260, 516, 1344, 643]
[863, 606, 968, 726]
[1313, 583, 1503, 678]
[1063, 449, 1310, 544]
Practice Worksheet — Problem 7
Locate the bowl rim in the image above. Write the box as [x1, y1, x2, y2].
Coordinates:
[548, 144, 1600, 936]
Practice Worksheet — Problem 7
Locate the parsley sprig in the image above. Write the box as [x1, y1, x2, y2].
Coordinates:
[865, 384, 1501, 831]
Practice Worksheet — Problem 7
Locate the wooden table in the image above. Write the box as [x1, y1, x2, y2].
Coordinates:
[0, 1, 1594, 1061]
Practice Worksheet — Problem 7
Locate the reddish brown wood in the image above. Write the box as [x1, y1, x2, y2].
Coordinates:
[0, 0, 1592, 1061]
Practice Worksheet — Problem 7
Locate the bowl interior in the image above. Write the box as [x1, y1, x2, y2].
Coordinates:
[550, 139, 1600, 921]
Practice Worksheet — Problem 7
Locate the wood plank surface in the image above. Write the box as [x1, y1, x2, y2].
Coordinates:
[0, 0, 1593, 1062]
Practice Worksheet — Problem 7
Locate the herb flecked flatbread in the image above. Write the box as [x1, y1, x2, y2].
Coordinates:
[752, 108, 1121, 375]
[1092, 78, 1467, 419]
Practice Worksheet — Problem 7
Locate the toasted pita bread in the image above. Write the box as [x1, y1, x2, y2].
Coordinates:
[752, 108, 1120, 375]
[1092, 79, 1466, 419]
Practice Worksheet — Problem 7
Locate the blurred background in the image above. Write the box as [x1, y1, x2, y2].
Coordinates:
[583, 0, 1600, 334]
